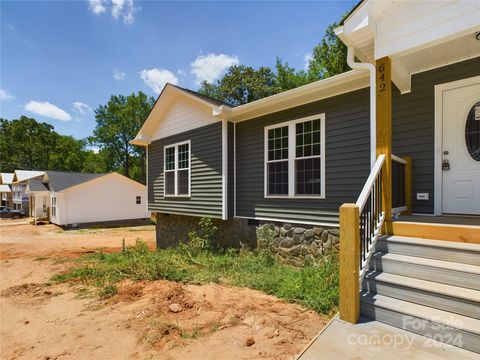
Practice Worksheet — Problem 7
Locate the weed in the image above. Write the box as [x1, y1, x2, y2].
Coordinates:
[99, 284, 118, 298]
[54, 237, 339, 314]
[34, 256, 48, 261]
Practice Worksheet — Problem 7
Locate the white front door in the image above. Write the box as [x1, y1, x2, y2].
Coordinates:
[442, 80, 480, 215]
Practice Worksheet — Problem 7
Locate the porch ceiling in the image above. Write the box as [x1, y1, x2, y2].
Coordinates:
[336, 0, 480, 94]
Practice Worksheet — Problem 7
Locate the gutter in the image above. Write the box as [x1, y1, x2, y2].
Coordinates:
[346, 46, 376, 169]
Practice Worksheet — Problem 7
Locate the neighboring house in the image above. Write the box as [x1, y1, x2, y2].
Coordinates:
[133, 0, 480, 353]
[26, 171, 149, 227]
[0, 173, 14, 207]
[11, 170, 45, 212]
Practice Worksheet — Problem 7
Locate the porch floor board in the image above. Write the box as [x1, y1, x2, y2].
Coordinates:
[395, 215, 480, 226]
[296, 317, 479, 360]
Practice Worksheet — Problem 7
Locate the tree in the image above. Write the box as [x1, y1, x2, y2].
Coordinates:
[198, 65, 279, 106]
[90, 91, 155, 183]
[0, 116, 90, 173]
[49, 136, 87, 171]
[275, 57, 310, 92]
[307, 22, 350, 80]
[0, 116, 58, 171]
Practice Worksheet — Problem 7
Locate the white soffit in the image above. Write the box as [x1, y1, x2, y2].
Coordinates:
[339, 0, 480, 94]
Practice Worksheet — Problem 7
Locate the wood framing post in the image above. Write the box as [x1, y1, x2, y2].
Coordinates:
[339, 203, 360, 323]
[376, 57, 392, 225]
[402, 155, 412, 215]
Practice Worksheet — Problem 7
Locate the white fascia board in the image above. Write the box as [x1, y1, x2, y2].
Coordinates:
[132, 84, 225, 145]
[221, 70, 369, 123]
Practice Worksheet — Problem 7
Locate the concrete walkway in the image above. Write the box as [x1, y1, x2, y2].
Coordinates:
[296, 317, 479, 360]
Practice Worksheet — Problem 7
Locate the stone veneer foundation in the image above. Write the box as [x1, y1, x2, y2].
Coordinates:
[155, 213, 339, 265]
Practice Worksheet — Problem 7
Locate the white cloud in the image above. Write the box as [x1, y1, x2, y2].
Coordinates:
[139, 68, 178, 94]
[24, 101, 72, 121]
[0, 88, 15, 101]
[177, 69, 186, 76]
[88, 0, 137, 24]
[303, 52, 313, 70]
[88, 0, 106, 14]
[190, 53, 239, 84]
[72, 101, 93, 115]
[113, 68, 126, 80]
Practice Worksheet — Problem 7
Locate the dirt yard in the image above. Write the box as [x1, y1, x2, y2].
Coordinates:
[0, 224, 328, 360]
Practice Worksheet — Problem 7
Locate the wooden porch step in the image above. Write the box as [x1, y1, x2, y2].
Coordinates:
[361, 293, 480, 353]
[369, 252, 480, 290]
[363, 271, 480, 319]
[376, 235, 480, 265]
[387, 221, 480, 244]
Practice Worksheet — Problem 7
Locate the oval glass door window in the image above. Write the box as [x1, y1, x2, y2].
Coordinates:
[465, 101, 480, 161]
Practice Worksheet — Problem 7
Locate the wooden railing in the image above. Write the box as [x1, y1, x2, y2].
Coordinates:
[339, 154, 386, 323]
[392, 155, 412, 215]
[339, 153, 412, 323]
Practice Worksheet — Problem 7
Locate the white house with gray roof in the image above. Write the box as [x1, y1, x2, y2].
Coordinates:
[26, 171, 149, 226]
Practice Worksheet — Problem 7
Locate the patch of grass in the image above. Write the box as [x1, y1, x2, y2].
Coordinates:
[34, 256, 48, 261]
[53, 240, 339, 314]
[99, 283, 118, 298]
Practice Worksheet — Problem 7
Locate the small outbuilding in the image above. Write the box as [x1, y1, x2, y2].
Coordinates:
[26, 171, 149, 227]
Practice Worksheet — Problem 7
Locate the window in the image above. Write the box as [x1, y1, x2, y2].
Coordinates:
[264, 114, 325, 198]
[51, 196, 56, 217]
[164, 141, 191, 197]
[136, 196, 141, 204]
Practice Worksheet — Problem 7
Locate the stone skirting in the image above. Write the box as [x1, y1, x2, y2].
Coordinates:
[257, 222, 340, 266]
[155, 213, 339, 265]
[155, 213, 256, 249]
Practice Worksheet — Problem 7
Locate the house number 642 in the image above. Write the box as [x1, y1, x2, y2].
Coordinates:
[378, 64, 386, 92]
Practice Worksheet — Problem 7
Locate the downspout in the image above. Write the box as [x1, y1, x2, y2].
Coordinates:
[346, 46, 376, 169]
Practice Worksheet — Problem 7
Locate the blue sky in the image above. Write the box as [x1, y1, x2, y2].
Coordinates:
[1, 0, 356, 140]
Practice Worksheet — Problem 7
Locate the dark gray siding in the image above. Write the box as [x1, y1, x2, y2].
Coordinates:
[148, 122, 224, 218]
[392, 57, 480, 214]
[235, 88, 371, 224]
[228, 121, 235, 218]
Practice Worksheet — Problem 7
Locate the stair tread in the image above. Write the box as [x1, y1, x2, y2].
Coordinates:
[380, 235, 480, 252]
[372, 252, 480, 274]
[361, 293, 480, 335]
[365, 271, 480, 302]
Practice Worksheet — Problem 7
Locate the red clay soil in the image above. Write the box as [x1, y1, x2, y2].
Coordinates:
[0, 224, 328, 360]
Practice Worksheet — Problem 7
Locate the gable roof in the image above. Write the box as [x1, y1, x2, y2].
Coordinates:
[131, 83, 228, 146]
[170, 85, 229, 107]
[132, 70, 370, 146]
[0, 184, 11, 193]
[45, 171, 107, 192]
[0, 173, 14, 184]
[13, 170, 45, 183]
[26, 179, 49, 192]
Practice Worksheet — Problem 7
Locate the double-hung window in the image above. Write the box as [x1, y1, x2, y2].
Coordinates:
[164, 141, 191, 197]
[264, 114, 325, 198]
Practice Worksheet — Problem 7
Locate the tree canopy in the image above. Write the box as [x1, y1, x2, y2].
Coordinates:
[89, 91, 155, 183]
[198, 19, 349, 105]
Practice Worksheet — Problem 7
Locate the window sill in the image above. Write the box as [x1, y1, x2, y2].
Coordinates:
[264, 195, 325, 200]
[164, 195, 191, 199]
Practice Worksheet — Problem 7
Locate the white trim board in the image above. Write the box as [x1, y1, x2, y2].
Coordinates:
[433, 75, 480, 216]
[234, 216, 339, 228]
[222, 119, 228, 220]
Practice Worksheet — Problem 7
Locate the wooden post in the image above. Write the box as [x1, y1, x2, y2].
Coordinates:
[402, 155, 412, 215]
[339, 203, 360, 323]
[376, 57, 392, 226]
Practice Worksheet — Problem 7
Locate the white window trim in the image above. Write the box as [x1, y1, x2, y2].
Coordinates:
[163, 140, 191, 198]
[264, 113, 326, 199]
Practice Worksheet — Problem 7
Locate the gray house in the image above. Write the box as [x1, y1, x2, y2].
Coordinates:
[132, 1, 480, 353]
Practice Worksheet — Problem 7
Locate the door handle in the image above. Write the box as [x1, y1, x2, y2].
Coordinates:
[442, 159, 450, 171]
